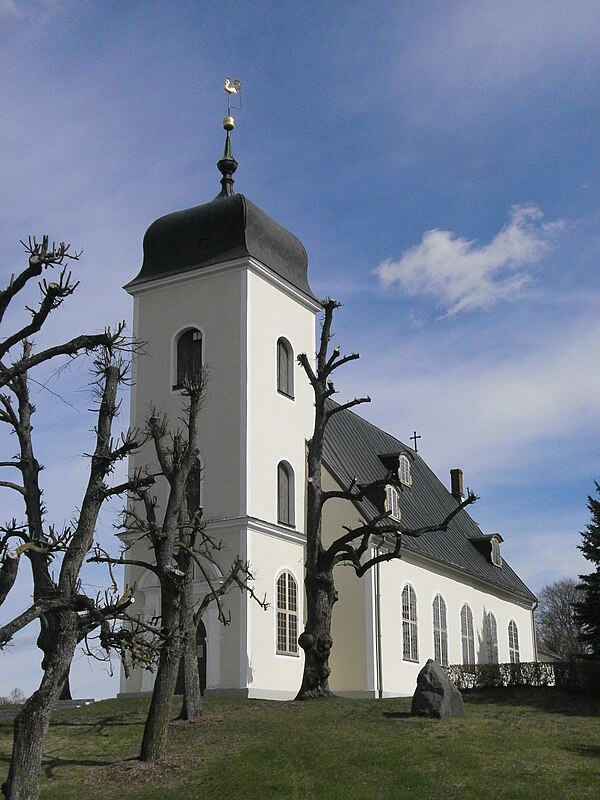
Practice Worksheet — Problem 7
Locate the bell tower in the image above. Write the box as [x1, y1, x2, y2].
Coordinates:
[120, 84, 319, 699]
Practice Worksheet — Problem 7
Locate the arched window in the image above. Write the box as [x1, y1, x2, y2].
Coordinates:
[508, 620, 520, 663]
[277, 461, 295, 527]
[484, 612, 499, 663]
[277, 337, 294, 398]
[174, 328, 202, 389]
[460, 603, 475, 665]
[276, 571, 299, 655]
[399, 454, 411, 486]
[402, 584, 418, 662]
[385, 485, 401, 521]
[432, 594, 448, 666]
[185, 458, 202, 518]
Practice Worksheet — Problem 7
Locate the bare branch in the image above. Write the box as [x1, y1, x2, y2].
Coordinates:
[401, 491, 478, 537]
[0, 597, 69, 648]
[325, 395, 371, 419]
[0, 326, 127, 388]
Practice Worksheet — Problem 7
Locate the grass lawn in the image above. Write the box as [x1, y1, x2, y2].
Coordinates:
[1, 688, 599, 799]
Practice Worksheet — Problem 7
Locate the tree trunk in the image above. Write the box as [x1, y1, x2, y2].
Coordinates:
[139, 584, 182, 762]
[2, 612, 77, 800]
[178, 582, 202, 721]
[295, 570, 337, 700]
[139, 650, 180, 761]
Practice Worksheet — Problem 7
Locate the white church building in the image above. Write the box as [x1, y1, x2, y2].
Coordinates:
[119, 119, 537, 700]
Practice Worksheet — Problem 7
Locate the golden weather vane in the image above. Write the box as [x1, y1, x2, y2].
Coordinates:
[223, 77, 242, 130]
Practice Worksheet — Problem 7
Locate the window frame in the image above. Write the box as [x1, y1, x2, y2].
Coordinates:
[385, 484, 401, 521]
[276, 571, 299, 656]
[402, 584, 419, 662]
[460, 603, 476, 665]
[276, 337, 294, 399]
[484, 611, 499, 664]
[432, 593, 448, 667]
[185, 458, 202, 519]
[277, 461, 295, 527]
[398, 454, 412, 486]
[491, 537, 503, 567]
[508, 620, 520, 663]
[172, 326, 203, 391]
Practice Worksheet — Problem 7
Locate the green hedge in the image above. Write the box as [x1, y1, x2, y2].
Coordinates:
[445, 661, 600, 694]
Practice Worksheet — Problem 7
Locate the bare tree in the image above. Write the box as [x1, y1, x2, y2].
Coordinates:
[295, 299, 476, 700]
[0, 237, 153, 800]
[536, 577, 587, 660]
[92, 378, 268, 754]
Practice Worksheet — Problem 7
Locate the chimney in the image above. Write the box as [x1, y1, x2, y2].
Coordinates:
[450, 468, 464, 502]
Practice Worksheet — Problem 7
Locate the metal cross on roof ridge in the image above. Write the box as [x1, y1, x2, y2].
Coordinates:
[410, 430, 421, 452]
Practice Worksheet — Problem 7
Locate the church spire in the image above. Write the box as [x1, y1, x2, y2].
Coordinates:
[217, 78, 241, 198]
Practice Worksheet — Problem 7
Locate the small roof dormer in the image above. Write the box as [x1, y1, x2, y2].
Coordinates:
[470, 533, 504, 568]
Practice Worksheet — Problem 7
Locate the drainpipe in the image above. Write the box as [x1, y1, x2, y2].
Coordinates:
[531, 601, 539, 661]
[374, 555, 383, 699]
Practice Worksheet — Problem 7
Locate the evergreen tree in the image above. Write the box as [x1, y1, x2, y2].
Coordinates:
[574, 481, 600, 656]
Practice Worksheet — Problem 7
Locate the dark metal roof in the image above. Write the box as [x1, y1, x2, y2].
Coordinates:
[322, 399, 537, 604]
[125, 193, 317, 301]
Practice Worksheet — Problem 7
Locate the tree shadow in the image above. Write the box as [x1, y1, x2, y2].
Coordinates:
[382, 711, 412, 719]
[41, 755, 124, 779]
[463, 687, 600, 717]
[565, 744, 600, 758]
[49, 714, 144, 733]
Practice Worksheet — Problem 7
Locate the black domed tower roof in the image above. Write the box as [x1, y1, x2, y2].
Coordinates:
[126, 127, 316, 301]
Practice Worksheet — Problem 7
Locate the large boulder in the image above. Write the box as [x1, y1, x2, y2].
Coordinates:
[411, 659, 465, 719]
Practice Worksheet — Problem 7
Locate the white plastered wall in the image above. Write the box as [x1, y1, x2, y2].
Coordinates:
[120, 259, 318, 697]
[245, 266, 316, 525]
[322, 466, 536, 698]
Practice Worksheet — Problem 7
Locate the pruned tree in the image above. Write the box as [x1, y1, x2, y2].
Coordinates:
[536, 578, 586, 660]
[0, 237, 153, 800]
[295, 299, 476, 700]
[574, 482, 600, 657]
[91, 377, 268, 759]
[177, 542, 267, 721]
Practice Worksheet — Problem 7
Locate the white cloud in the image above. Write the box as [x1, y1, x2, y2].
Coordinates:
[362, 314, 600, 481]
[375, 205, 563, 314]
[0, 0, 67, 22]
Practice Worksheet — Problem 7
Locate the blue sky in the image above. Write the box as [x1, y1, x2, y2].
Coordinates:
[1, 0, 600, 698]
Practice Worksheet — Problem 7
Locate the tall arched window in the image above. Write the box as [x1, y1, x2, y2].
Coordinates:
[484, 611, 499, 663]
[432, 594, 448, 666]
[175, 328, 202, 389]
[508, 620, 520, 663]
[402, 584, 418, 662]
[185, 458, 202, 518]
[277, 337, 294, 398]
[460, 603, 475, 665]
[277, 461, 295, 527]
[276, 571, 298, 655]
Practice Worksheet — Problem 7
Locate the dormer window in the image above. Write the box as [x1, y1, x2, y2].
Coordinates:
[469, 533, 504, 568]
[385, 485, 401, 521]
[491, 537, 502, 568]
[399, 454, 412, 486]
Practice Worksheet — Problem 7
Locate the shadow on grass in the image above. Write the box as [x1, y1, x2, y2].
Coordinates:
[49, 715, 143, 732]
[382, 711, 412, 719]
[463, 687, 600, 717]
[566, 745, 600, 758]
[41, 755, 124, 779]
